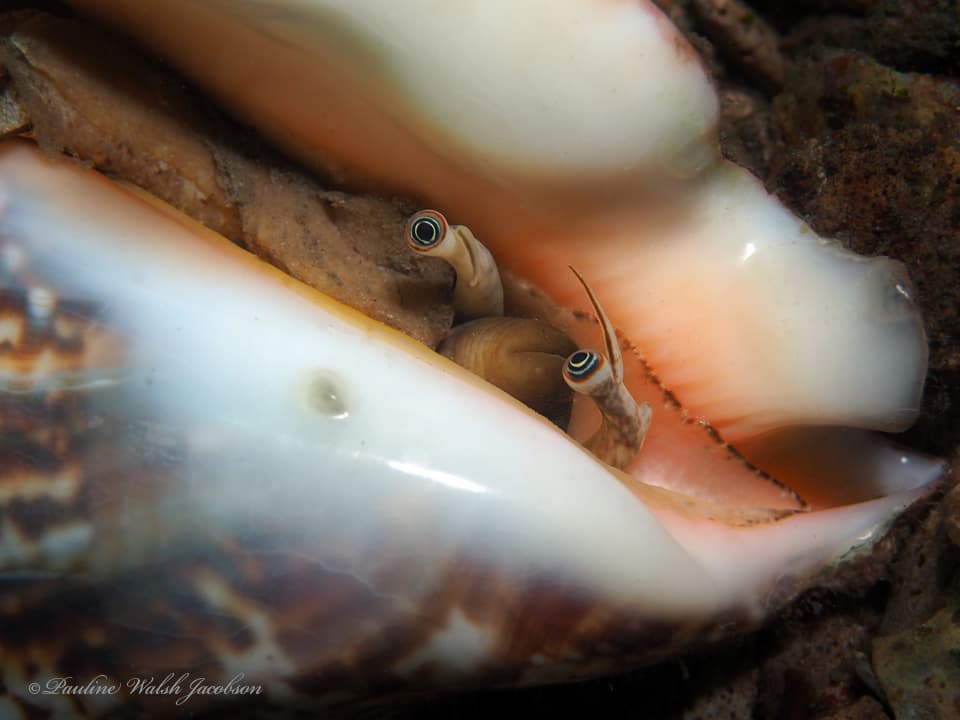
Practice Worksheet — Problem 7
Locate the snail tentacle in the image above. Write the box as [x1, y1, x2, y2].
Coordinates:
[406, 209, 504, 321]
[564, 268, 652, 470]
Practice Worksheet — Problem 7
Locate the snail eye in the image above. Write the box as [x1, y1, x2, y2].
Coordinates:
[407, 210, 448, 250]
[563, 350, 603, 384]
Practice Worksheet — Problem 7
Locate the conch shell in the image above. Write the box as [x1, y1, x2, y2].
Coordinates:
[0, 0, 947, 717]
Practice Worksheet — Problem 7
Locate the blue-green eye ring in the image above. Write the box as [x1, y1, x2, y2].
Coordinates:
[563, 349, 603, 383]
[407, 209, 448, 250]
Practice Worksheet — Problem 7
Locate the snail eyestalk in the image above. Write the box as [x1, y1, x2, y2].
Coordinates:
[563, 267, 652, 470]
[406, 209, 504, 321]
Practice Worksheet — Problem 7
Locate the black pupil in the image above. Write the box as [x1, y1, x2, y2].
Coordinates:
[567, 350, 599, 379]
[412, 217, 441, 247]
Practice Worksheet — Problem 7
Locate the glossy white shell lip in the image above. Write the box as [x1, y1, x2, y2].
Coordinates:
[547, 165, 929, 441]
[0, 141, 714, 617]
[248, 0, 718, 176]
